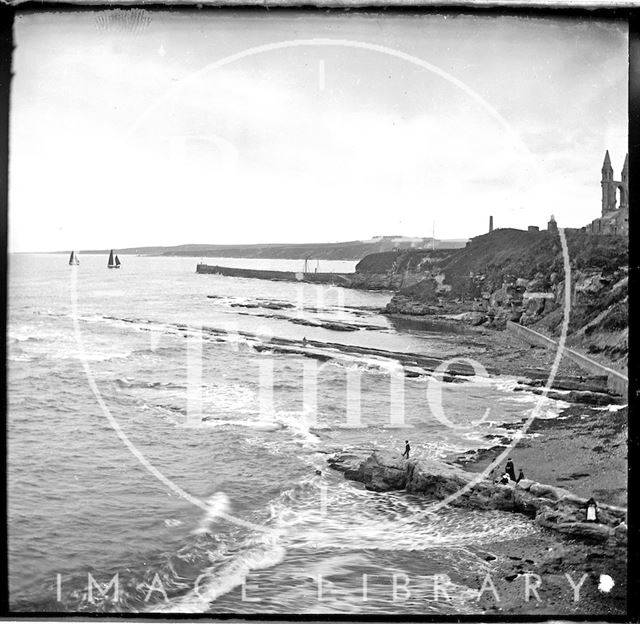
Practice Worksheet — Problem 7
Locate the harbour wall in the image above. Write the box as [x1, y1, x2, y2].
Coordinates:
[506, 321, 628, 397]
[196, 263, 354, 286]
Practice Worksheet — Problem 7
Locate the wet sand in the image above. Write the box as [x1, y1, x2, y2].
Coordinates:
[461, 405, 627, 507]
[459, 404, 627, 615]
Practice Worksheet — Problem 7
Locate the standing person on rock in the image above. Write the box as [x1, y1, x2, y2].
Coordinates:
[505, 458, 516, 481]
[401, 440, 410, 459]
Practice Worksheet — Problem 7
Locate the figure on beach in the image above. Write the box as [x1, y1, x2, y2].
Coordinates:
[586, 497, 599, 522]
[498, 472, 510, 485]
[402, 440, 410, 459]
[516, 468, 525, 483]
[505, 458, 516, 481]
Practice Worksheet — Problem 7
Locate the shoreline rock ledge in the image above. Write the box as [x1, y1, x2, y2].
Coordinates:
[328, 451, 627, 547]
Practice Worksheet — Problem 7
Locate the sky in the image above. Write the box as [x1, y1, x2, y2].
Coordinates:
[10, 11, 628, 252]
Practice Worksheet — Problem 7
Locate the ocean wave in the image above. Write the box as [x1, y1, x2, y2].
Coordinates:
[11, 344, 136, 363]
[148, 538, 286, 613]
[201, 418, 285, 432]
[63, 349, 137, 362]
[8, 322, 63, 344]
[277, 481, 538, 553]
[595, 403, 627, 412]
[9, 333, 42, 343]
[199, 411, 321, 447]
[487, 376, 521, 392]
[115, 378, 186, 391]
[148, 477, 326, 612]
[327, 358, 392, 374]
[164, 518, 183, 528]
[8, 353, 33, 362]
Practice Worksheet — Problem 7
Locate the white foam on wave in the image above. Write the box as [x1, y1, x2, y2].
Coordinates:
[70, 348, 137, 362]
[195, 409, 321, 447]
[273, 411, 321, 446]
[9, 331, 36, 343]
[275, 480, 538, 553]
[116, 378, 185, 391]
[538, 406, 570, 418]
[200, 418, 284, 432]
[148, 536, 286, 613]
[8, 321, 70, 345]
[199, 384, 256, 414]
[500, 388, 571, 414]
[488, 376, 521, 392]
[15, 340, 135, 363]
[595, 403, 627, 412]
[322, 355, 402, 376]
[8, 353, 32, 362]
[164, 518, 183, 528]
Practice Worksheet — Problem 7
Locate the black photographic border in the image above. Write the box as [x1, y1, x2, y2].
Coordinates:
[0, 4, 636, 620]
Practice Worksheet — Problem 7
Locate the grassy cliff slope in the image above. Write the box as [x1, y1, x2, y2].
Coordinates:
[362, 229, 628, 370]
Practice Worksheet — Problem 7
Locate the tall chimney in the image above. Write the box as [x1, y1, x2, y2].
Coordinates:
[489, 216, 494, 233]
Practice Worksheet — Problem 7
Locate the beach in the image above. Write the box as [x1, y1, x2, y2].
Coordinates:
[460, 403, 627, 615]
[328, 393, 627, 616]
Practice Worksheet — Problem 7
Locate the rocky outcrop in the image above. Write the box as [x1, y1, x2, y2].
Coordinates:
[329, 451, 627, 546]
[378, 229, 628, 371]
[383, 295, 441, 316]
[347, 271, 424, 291]
[460, 311, 487, 326]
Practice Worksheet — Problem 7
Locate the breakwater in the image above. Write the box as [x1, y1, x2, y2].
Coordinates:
[196, 263, 354, 286]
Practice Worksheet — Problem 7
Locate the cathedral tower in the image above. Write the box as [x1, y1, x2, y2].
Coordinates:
[601, 150, 616, 214]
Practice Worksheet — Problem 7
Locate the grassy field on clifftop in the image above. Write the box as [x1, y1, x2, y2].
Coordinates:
[439, 228, 627, 293]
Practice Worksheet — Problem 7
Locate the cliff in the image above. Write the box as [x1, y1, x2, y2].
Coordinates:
[348, 248, 457, 291]
[371, 229, 628, 370]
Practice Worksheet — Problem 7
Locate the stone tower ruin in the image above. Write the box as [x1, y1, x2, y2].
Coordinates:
[587, 151, 629, 236]
[601, 150, 628, 214]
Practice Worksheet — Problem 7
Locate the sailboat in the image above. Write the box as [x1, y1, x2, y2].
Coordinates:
[68, 251, 80, 266]
[107, 249, 121, 269]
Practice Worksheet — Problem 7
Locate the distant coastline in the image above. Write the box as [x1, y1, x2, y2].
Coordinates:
[40, 237, 469, 261]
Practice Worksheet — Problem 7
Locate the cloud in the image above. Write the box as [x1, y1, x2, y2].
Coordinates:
[9, 12, 628, 250]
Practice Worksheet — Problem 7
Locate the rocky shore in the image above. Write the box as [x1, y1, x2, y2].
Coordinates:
[378, 229, 628, 374]
[328, 449, 626, 545]
[327, 403, 628, 615]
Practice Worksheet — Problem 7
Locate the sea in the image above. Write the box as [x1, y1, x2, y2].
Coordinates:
[8, 253, 566, 614]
